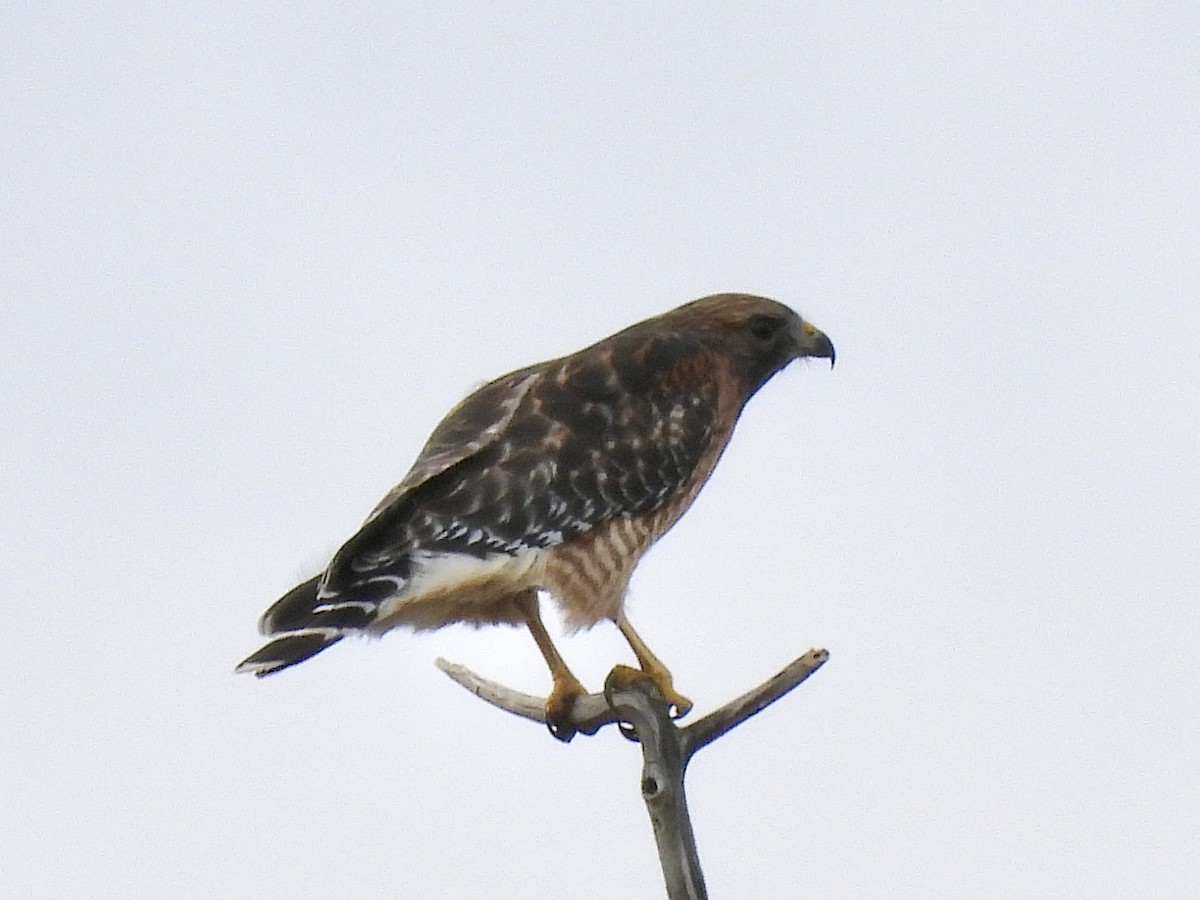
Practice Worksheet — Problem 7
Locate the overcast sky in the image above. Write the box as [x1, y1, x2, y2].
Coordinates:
[4, 4, 1198, 898]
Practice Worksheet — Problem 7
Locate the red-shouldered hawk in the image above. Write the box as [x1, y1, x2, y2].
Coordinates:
[237, 293, 834, 739]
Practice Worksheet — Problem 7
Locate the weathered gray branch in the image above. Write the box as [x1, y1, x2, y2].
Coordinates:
[682, 649, 830, 756]
[435, 658, 619, 736]
[436, 648, 828, 899]
[603, 671, 707, 899]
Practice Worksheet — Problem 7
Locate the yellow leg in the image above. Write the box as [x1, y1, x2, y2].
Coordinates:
[613, 611, 693, 718]
[516, 593, 587, 741]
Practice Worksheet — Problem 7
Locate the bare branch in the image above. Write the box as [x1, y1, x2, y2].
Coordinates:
[434, 658, 617, 735]
[604, 673, 707, 900]
[682, 648, 829, 756]
[436, 648, 829, 900]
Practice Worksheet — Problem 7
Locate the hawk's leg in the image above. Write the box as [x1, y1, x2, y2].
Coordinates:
[612, 611, 694, 719]
[516, 592, 588, 742]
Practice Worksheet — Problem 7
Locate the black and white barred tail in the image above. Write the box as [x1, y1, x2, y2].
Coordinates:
[234, 575, 364, 677]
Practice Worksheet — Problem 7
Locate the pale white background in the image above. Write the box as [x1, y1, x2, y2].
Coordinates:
[3, 4, 1197, 898]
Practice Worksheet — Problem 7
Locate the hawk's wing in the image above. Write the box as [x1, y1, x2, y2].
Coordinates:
[255, 366, 542, 635]
[317, 329, 723, 602]
[363, 366, 544, 524]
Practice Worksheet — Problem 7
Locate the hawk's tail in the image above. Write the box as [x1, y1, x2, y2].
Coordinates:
[235, 629, 345, 677]
[235, 574, 373, 677]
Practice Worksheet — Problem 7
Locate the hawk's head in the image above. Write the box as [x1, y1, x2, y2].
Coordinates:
[664, 292, 835, 391]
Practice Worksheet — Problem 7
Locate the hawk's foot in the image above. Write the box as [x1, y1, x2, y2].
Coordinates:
[606, 663, 694, 720]
[544, 673, 588, 743]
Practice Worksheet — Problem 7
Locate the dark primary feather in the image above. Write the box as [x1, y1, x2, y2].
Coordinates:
[258, 575, 355, 634]
[236, 630, 344, 677]
[235, 576, 347, 676]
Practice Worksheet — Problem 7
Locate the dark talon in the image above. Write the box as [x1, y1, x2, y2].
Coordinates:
[547, 718, 576, 743]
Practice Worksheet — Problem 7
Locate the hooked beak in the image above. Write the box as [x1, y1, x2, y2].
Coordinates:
[793, 318, 835, 368]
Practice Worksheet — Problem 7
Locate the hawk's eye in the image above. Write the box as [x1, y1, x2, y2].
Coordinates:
[747, 315, 782, 343]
